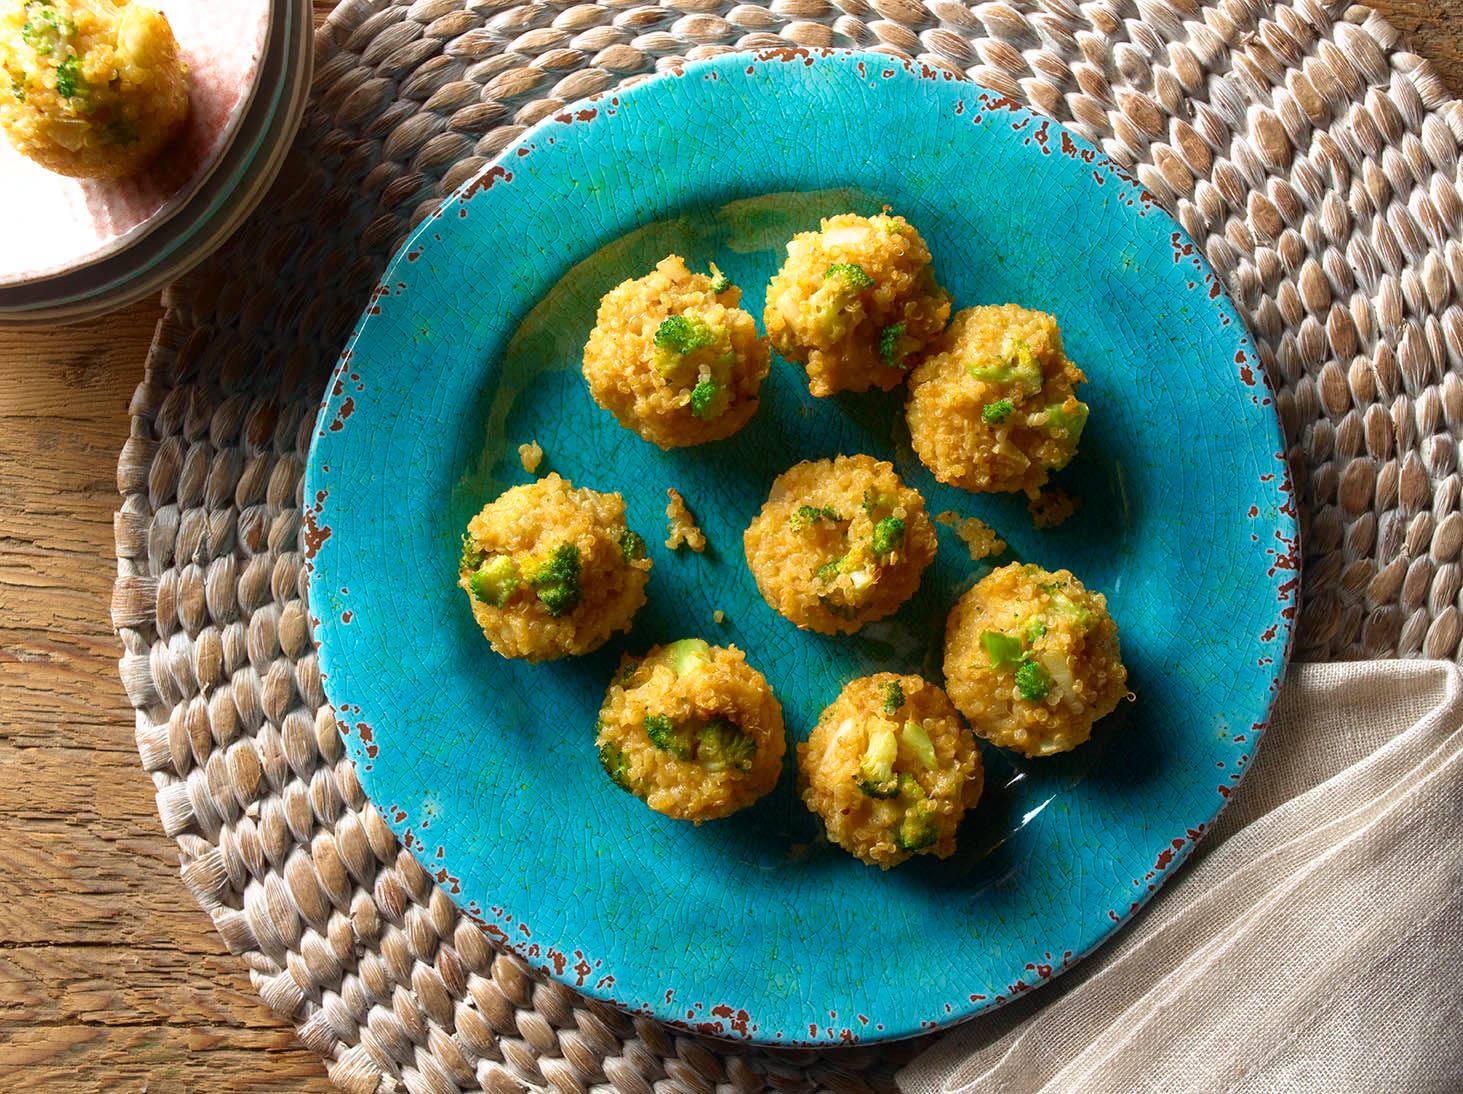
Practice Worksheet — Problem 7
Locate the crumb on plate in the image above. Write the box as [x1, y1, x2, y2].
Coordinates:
[665, 487, 706, 552]
[517, 440, 544, 474]
[935, 511, 1006, 561]
[1029, 487, 1080, 529]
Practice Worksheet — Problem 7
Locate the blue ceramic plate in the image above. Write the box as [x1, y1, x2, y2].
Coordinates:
[306, 49, 1297, 1045]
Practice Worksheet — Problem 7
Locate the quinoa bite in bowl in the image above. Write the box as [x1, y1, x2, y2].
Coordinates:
[944, 562, 1129, 757]
[763, 211, 951, 396]
[0, 0, 189, 178]
[743, 454, 938, 635]
[582, 254, 771, 449]
[799, 673, 982, 869]
[906, 304, 1090, 497]
[458, 474, 651, 662]
[595, 639, 786, 823]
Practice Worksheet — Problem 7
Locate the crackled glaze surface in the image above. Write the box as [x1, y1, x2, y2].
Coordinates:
[305, 50, 1296, 1045]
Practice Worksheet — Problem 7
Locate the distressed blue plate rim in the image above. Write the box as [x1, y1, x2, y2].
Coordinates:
[305, 48, 1299, 1046]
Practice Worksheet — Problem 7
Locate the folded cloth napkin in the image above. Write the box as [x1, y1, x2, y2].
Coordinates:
[899, 661, 1463, 1094]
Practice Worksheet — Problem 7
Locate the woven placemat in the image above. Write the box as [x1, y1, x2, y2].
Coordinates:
[112, 0, 1463, 1089]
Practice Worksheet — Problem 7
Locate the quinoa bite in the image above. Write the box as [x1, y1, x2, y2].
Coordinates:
[0, 0, 189, 178]
[582, 255, 770, 449]
[799, 673, 982, 868]
[596, 639, 786, 823]
[743, 454, 938, 635]
[763, 212, 951, 396]
[906, 305, 1089, 497]
[943, 562, 1128, 757]
[459, 474, 650, 662]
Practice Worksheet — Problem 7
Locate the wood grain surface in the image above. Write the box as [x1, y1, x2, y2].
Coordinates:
[0, 4, 1458, 1091]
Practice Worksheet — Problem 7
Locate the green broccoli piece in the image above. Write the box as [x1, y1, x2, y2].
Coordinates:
[1015, 658, 1052, 701]
[896, 799, 939, 852]
[862, 488, 896, 516]
[981, 630, 1023, 668]
[1043, 400, 1090, 441]
[615, 658, 641, 687]
[690, 377, 720, 419]
[789, 505, 842, 531]
[619, 529, 646, 564]
[698, 722, 755, 771]
[460, 534, 484, 573]
[598, 741, 636, 793]
[707, 263, 732, 294]
[1024, 619, 1048, 643]
[982, 399, 1014, 425]
[54, 54, 84, 99]
[855, 721, 900, 798]
[469, 555, 519, 608]
[878, 323, 907, 369]
[968, 340, 1043, 393]
[900, 720, 937, 770]
[21, 5, 74, 55]
[824, 263, 875, 291]
[815, 555, 845, 584]
[654, 313, 718, 357]
[696, 720, 757, 772]
[871, 516, 905, 556]
[1048, 589, 1094, 631]
[881, 681, 905, 714]
[665, 638, 711, 677]
[644, 713, 694, 760]
[885, 220, 905, 236]
[524, 544, 581, 617]
[10, 78, 24, 103]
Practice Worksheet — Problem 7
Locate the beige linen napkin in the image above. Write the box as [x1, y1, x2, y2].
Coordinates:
[900, 661, 1463, 1094]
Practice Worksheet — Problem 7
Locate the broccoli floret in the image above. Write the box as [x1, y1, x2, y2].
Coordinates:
[1015, 658, 1051, 701]
[615, 658, 641, 687]
[654, 313, 717, 356]
[469, 555, 519, 608]
[1048, 589, 1095, 631]
[1024, 619, 1048, 643]
[815, 555, 845, 584]
[982, 399, 1014, 425]
[862, 488, 896, 517]
[460, 534, 484, 573]
[980, 630, 1023, 668]
[855, 721, 900, 798]
[1043, 400, 1090, 441]
[690, 377, 720, 419]
[10, 78, 24, 102]
[524, 544, 581, 617]
[696, 720, 757, 772]
[871, 516, 905, 556]
[881, 681, 904, 714]
[598, 741, 636, 793]
[885, 220, 905, 236]
[619, 529, 646, 564]
[21, 5, 74, 55]
[707, 263, 732, 294]
[896, 799, 939, 852]
[824, 262, 875, 290]
[968, 340, 1044, 394]
[644, 713, 694, 760]
[665, 638, 711, 677]
[789, 505, 841, 531]
[878, 323, 907, 369]
[900, 720, 937, 769]
[54, 54, 84, 99]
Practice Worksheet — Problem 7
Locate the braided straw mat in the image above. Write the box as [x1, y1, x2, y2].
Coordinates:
[111, 0, 1463, 1089]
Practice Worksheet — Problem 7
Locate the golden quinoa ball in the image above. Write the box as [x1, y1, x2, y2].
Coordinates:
[458, 474, 651, 662]
[943, 563, 1128, 757]
[799, 673, 982, 869]
[906, 305, 1089, 497]
[763, 212, 951, 396]
[582, 255, 771, 449]
[0, 0, 189, 178]
[743, 454, 938, 636]
[595, 639, 786, 823]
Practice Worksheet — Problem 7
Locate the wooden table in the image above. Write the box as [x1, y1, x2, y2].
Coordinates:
[1, 5, 1458, 1089]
